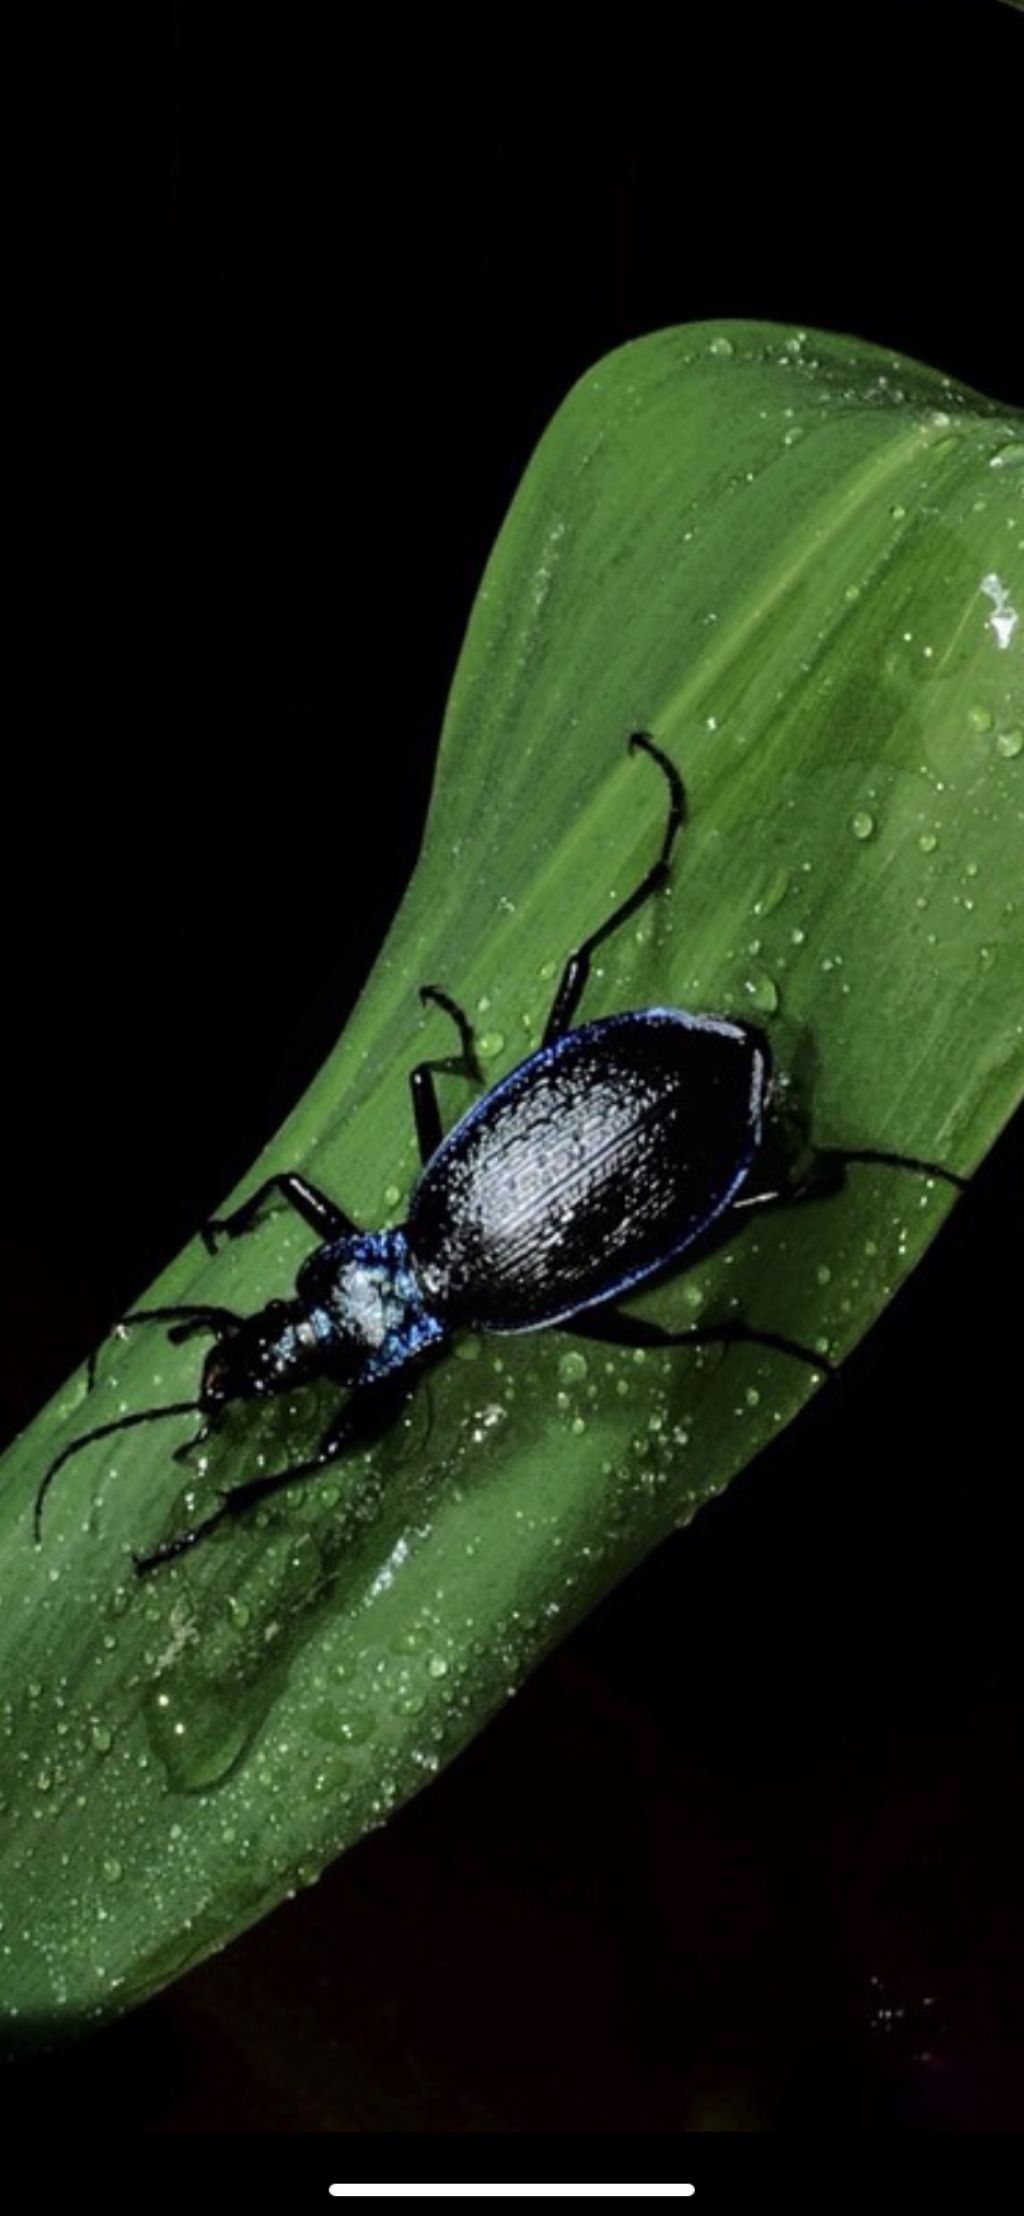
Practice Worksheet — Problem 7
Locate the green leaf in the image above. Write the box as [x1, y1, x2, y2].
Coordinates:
[2, 322, 1022, 2043]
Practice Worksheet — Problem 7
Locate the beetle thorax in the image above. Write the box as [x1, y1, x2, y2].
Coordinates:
[330, 1253, 407, 1350]
[297, 1227, 447, 1382]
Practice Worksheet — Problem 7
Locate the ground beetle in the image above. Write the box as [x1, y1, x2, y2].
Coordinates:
[36, 734, 965, 1571]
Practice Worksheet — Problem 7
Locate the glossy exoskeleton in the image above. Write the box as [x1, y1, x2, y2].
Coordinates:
[35, 734, 965, 1570]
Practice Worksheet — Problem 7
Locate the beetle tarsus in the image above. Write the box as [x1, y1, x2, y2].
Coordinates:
[410, 985, 483, 1163]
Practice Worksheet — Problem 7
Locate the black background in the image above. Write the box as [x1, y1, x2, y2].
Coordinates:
[4, 0, 1022, 2140]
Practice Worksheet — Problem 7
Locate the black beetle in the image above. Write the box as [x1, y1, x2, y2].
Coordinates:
[35, 734, 964, 1570]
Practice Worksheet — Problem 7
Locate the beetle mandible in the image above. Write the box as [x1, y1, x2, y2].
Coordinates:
[35, 733, 965, 1570]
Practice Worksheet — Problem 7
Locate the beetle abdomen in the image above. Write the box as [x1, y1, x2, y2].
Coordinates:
[407, 1009, 768, 1330]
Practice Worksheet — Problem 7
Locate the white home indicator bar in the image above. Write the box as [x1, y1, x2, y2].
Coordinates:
[328, 2191, 696, 2201]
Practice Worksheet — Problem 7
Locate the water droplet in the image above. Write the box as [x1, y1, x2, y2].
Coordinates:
[427, 1654, 449, 1679]
[708, 334, 735, 358]
[918, 831, 939, 855]
[743, 969, 779, 1015]
[102, 1857, 123, 1885]
[981, 571, 1019, 651]
[890, 503, 907, 521]
[455, 1334, 482, 1363]
[478, 1031, 505, 1059]
[996, 727, 1023, 761]
[339, 1709, 376, 1745]
[816, 1263, 833, 1286]
[90, 1722, 113, 1755]
[571, 1415, 586, 1436]
[790, 926, 806, 947]
[538, 958, 557, 981]
[558, 1350, 588, 1384]
[382, 1183, 402, 1211]
[851, 810, 875, 842]
[227, 1595, 251, 1630]
[989, 440, 1024, 470]
[967, 703, 993, 733]
[744, 1386, 761, 1408]
[754, 865, 790, 917]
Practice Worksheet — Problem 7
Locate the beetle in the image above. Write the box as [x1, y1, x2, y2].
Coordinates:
[35, 732, 965, 1571]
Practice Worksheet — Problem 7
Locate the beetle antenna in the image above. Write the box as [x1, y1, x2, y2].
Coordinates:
[34, 1400, 203, 1543]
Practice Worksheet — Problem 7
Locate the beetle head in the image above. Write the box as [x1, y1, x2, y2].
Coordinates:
[199, 1300, 315, 1411]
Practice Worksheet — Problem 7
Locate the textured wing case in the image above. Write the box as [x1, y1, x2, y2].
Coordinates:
[407, 1010, 767, 1330]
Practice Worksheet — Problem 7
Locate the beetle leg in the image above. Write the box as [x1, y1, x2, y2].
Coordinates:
[409, 984, 483, 1165]
[202, 1172, 359, 1255]
[542, 732, 686, 1046]
[731, 1144, 966, 1215]
[813, 1145, 967, 1192]
[561, 1305, 832, 1375]
[132, 1376, 409, 1574]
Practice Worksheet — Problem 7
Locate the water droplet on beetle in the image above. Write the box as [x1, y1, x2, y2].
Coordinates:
[851, 810, 875, 842]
